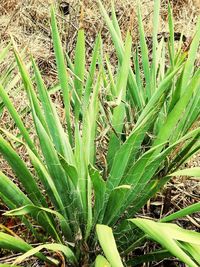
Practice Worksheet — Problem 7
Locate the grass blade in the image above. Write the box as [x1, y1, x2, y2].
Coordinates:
[89, 166, 106, 224]
[96, 224, 124, 267]
[179, 18, 200, 94]
[130, 219, 199, 267]
[103, 185, 131, 225]
[168, 2, 175, 64]
[32, 58, 74, 165]
[107, 31, 132, 166]
[161, 202, 200, 223]
[0, 84, 37, 155]
[0, 136, 46, 207]
[51, 6, 72, 144]
[0, 171, 32, 207]
[13, 244, 76, 266]
[13, 47, 48, 134]
[95, 255, 111, 267]
[153, 69, 200, 148]
[137, 5, 151, 99]
[170, 167, 200, 177]
[127, 250, 171, 267]
[83, 34, 101, 111]
[4, 205, 72, 242]
[97, 0, 144, 109]
[151, 0, 160, 89]
[73, 29, 85, 120]
[111, 1, 122, 39]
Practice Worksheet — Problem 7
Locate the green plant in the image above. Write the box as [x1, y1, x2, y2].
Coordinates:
[97, 216, 200, 267]
[0, 0, 200, 266]
[0, 43, 21, 117]
[96, 168, 200, 267]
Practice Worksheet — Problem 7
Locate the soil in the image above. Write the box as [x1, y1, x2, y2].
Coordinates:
[0, 0, 200, 266]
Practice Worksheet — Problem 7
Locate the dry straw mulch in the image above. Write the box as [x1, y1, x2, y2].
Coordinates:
[0, 0, 199, 76]
[0, 0, 200, 196]
[0, 2, 200, 265]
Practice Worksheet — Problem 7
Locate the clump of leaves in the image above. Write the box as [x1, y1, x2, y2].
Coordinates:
[0, 0, 200, 266]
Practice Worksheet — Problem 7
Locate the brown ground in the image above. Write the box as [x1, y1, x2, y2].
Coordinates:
[0, 0, 199, 75]
[0, 0, 200, 266]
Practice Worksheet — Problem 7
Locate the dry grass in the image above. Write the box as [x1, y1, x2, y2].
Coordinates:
[0, 2, 200, 265]
[0, 0, 200, 188]
[0, 2, 199, 267]
[0, 2, 199, 172]
[0, 0, 199, 70]
[0, 0, 199, 116]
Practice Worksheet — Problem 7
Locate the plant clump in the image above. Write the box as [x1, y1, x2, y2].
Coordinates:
[0, 1, 200, 266]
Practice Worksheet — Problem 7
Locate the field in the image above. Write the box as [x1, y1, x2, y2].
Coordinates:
[0, 0, 200, 266]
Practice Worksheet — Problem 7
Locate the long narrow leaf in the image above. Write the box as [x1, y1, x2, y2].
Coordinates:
[96, 224, 124, 267]
[51, 6, 72, 144]
[13, 244, 76, 266]
[74, 29, 85, 120]
[130, 219, 199, 267]
[32, 58, 74, 165]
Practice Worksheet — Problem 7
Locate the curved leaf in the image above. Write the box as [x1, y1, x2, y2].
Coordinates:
[95, 255, 111, 267]
[13, 243, 76, 266]
[96, 224, 124, 267]
[130, 219, 200, 267]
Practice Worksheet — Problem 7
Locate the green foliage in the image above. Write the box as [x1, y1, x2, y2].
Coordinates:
[0, 0, 200, 266]
[97, 219, 200, 267]
[96, 225, 124, 267]
[131, 219, 200, 267]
